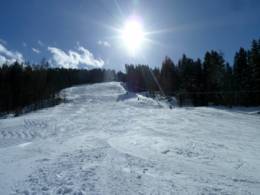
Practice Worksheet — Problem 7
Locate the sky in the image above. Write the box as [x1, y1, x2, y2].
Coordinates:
[0, 0, 260, 70]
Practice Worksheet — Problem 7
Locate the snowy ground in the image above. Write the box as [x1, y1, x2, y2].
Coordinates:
[0, 82, 260, 195]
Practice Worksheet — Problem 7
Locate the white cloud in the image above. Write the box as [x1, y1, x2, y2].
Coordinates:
[32, 48, 40, 54]
[0, 43, 24, 65]
[38, 40, 44, 47]
[48, 45, 104, 69]
[98, 40, 111, 47]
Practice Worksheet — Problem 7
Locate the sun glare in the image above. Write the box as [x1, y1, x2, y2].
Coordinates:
[121, 18, 145, 54]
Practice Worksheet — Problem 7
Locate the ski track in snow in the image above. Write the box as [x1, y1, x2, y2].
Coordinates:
[0, 82, 260, 194]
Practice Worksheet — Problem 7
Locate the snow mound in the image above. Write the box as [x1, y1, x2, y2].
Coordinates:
[117, 91, 163, 109]
[116, 88, 177, 109]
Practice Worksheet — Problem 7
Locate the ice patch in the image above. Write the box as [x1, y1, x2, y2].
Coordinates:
[17, 142, 32, 148]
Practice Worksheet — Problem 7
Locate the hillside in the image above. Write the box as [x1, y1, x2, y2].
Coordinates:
[0, 82, 259, 194]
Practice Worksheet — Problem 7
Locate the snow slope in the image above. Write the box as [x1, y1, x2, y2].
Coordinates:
[0, 82, 260, 194]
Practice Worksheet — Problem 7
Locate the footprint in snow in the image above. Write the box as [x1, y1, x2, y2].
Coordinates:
[161, 149, 170, 154]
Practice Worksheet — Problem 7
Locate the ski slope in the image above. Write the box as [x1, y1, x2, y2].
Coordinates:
[0, 82, 260, 194]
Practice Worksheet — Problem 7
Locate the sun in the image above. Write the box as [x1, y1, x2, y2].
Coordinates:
[121, 18, 145, 54]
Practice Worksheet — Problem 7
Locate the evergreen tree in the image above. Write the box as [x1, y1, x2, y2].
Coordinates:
[0, 62, 120, 114]
[248, 39, 260, 104]
[160, 56, 178, 94]
[222, 63, 234, 106]
[233, 48, 250, 91]
[203, 51, 225, 105]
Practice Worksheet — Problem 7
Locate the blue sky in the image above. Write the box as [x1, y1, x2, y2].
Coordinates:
[0, 0, 259, 70]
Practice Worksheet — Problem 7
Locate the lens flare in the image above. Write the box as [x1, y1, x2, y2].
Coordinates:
[121, 18, 145, 54]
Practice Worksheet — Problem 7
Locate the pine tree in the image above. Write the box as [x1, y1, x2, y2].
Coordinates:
[178, 54, 193, 92]
[222, 63, 234, 106]
[248, 39, 260, 104]
[233, 48, 250, 91]
[203, 51, 225, 105]
[160, 56, 178, 95]
[203, 51, 225, 90]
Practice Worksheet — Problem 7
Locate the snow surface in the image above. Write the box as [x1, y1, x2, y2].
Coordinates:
[0, 82, 260, 194]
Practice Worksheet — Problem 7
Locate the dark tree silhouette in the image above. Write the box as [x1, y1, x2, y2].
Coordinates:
[1, 38, 260, 114]
[124, 38, 260, 107]
[160, 56, 178, 94]
[0, 63, 119, 114]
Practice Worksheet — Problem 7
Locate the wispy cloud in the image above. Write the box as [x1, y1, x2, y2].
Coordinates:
[32, 48, 41, 54]
[0, 38, 7, 45]
[38, 40, 44, 47]
[0, 43, 24, 65]
[48, 45, 104, 69]
[98, 40, 111, 47]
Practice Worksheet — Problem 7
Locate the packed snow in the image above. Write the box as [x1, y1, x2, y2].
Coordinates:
[0, 82, 259, 194]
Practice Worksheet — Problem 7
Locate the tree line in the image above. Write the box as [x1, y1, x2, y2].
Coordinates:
[125, 39, 260, 106]
[0, 62, 123, 114]
[1, 38, 259, 115]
